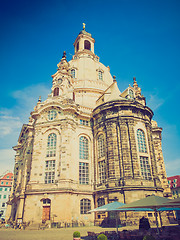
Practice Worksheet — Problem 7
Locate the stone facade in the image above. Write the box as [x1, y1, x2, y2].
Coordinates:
[6, 26, 171, 226]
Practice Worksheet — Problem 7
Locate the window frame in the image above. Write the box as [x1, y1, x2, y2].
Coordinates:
[53, 87, 59, 97]
[79, 162, 89, 185]
[79, 136, 89, 160]
[97, 198, 105, 207]
[137, 129, 147, 153]
[97, 134, 105, 159]
[44, 160, 55, 184]
[71, 69, 76, 78]
[98, 70, 103, 80]
[80, 198, 91, 214]
[98, 160, 106, 184]
[140, 156, 152, 180]
[84, 40, 91, 50]
[129, 89, 134, 99]
[48, 110, 57, 121]
[46, 133, 57, 157]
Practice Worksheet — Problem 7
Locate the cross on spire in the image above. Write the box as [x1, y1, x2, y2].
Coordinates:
[83, 23, 86, 30]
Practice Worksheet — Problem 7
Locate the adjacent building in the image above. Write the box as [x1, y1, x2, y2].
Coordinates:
[0, 172, 13, 219]
[6, 25, 171, 226]
[167, 175, 180, 199]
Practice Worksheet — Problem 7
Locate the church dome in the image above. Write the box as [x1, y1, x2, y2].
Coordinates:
[68, 24, 113, 108]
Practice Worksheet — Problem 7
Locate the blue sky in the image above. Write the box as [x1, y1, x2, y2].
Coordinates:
[0, 0, 180, 177]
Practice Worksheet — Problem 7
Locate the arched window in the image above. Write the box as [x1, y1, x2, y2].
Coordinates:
[84, 40, 91, 50]
[137, 129, 147, 153]
[53, 87, 59, 96]
[98, 135, 105, 158]
[98, 70, 103, 80]
[42, 198, 51, 205]
[76, 42, 79, 52]
[97, 198, 105, 207]
[80, 198, 91, 214]
[129, 89, 134, 99]
[46, 133, 57, 157]
[71, 69, 75, 78]
[79, 136, 89, 159]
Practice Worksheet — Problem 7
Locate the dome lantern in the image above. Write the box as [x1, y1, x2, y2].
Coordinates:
[73, 23, 95, 55]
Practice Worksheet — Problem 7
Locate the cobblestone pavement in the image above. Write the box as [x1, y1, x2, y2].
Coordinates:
[0, 225, 138, 240]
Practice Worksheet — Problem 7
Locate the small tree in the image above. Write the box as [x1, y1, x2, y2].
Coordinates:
[97, 233, 108, 240]
[73, 231, 81, 239]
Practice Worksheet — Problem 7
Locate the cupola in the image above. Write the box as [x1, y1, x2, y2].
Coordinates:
[73, 23, 95, 55]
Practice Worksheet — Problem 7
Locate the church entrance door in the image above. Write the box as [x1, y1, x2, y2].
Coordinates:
[42, 206, 50, 221]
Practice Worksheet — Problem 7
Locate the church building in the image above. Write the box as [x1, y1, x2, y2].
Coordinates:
[6, 25, 170, 226]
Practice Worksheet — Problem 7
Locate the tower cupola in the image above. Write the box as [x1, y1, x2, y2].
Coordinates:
[73, 23, 95, 55]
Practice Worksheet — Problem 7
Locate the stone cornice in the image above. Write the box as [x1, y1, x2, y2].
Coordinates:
[94, 186, 164, 194]
[25, 188, 93, 196]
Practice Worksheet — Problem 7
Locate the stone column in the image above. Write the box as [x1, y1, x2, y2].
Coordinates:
[126, 119, 140, 179]
[104, 121, 116, 179]
[117, 119, 133, 180]
[146, 123, 160, 187]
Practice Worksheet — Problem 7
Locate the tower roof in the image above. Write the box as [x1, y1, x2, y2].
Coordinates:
[79, 23, 92, 37]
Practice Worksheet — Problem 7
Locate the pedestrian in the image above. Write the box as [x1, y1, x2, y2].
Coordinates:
[139, 216, 150, 231]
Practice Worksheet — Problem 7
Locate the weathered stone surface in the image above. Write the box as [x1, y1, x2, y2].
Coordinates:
[6, 27, 170, 227]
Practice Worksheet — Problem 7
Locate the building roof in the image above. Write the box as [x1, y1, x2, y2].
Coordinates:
[167, 175, 180, 189]
[0, 172, 13, 187]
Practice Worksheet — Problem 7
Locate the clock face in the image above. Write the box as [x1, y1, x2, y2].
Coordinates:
[48, 109, 57, 121]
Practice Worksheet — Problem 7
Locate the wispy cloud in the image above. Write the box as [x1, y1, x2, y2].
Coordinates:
[0, 149, 15, 175]
[165, 158, 180, 177]
[0, 110, 22, 137]
[0, 83, 49, 142]
[146, 93, 165, 111]
[0, 83, 49, 172]
[11, 84, 50, 118]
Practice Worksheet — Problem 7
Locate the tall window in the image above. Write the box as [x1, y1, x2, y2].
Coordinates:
[53, 87, 59, 96]
[98, 70, 103, 80]
[129, 89, 134, 99]
[80, 199, 91, 214]
[140, 156, 151, 180]
[84, 40, 91, 50]
[98, 160, 106, 184]
[76, 42, 79, 52]
[71, 69, 75, 78]
[137, 129, 147, 153]
[48, 110, 57, 121]
[45, 160, 55, 184]
[79, 136, 89, 159]
[79, 162, 89, 184]
[97, 198, 105, 207]
[46, 133, 57, 157]
[98, 135, 105, 158]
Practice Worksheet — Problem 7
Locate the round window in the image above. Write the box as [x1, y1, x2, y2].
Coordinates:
[48, 110, 57, 121]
